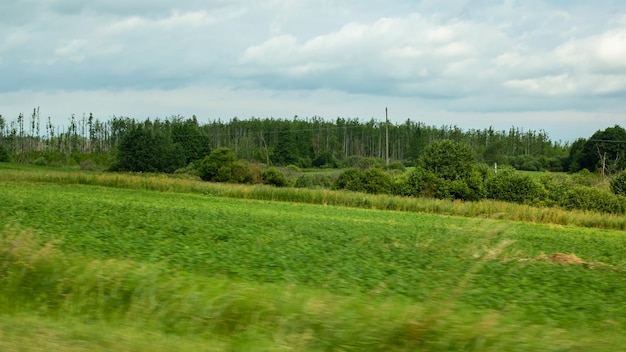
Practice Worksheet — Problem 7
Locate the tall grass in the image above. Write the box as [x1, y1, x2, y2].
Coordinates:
[1, 164, 625, 230]
[1, 226, 621, 351]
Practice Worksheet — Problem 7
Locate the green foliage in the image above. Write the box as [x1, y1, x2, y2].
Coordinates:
[571, 169, 601, 187]
[262, 167, 288, 187]
[199, 147, 238, 182]
[312, 151, 338, 168]
[4, 180, 626, 351]
[419, 139, 477, 180]
[294, 173, 335, 189]
[333, 168, 365, 192]
[506, 155, 544, 171]
[112, 122, 186, 173]
[482, 140, 506, 165]
[537, 173, 575, 206]
[485, 168, 546, 204]
[576, 125, 626, 173]
[391, 169, 423, 197]
[610, 170, 626, 196]
[361, 168, 393, 194]
[560, 186, 626, 214]
[566, 138, 587, 172]
[0, 144, 9, 162]
[386, 161, 406, 172]
[170, 117, 211, 164]
[4, 165, 626, 230]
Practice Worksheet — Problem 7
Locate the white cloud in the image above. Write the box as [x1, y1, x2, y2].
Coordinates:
[2, 0, 626, 142]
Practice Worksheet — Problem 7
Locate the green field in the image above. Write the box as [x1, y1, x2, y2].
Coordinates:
[1, 165, 626, 351]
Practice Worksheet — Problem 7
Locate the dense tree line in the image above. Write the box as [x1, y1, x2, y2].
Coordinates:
[567, 125, 626, 177]
[2, 109, 626, 214]
[0, 111, 573, 171]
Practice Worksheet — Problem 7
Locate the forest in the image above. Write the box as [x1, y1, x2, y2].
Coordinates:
[0, 108, 576, 171]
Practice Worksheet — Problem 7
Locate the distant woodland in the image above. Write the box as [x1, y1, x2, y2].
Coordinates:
[0, 108, 624, 175]
[0, 109, 568, 167]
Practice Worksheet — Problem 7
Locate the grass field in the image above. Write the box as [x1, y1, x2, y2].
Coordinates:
[1, 164, 626, 350]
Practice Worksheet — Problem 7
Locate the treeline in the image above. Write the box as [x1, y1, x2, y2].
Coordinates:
[0, 109, 570, 171]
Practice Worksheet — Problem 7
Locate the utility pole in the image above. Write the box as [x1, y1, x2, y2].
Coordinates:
[385, 107, 389, 165]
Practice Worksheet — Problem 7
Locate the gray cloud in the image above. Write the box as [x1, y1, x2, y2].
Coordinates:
[1, 0, 625, 141]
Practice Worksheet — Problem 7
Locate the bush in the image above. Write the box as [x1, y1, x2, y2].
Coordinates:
[571, 169, 600, 187]
[392, 170, 422, 197]
[610, 170, 626, 196]
[230, 161, 253, 184]
[560, 186, 626, 214]
[312, 151, 338, 168]
[361, 168, 393, 194]
[386, 161, 406, 172]
[333, 168, 364, 192]
[295, 174, 335, 189]
[262, 168, 288, 187]
[199, 147, 236, 182]
[506, 155, 544, 171]
[485, 169, 546, 204]
[358, 157, 385, 170]
[538, 173, 575, 206]
[294, 174, 314, 188]
[419, 140, 476, 181]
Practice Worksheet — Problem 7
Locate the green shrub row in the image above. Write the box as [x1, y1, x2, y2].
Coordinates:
[332, 166, 626, 215]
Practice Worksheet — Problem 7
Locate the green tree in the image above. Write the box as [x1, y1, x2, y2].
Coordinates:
[262, 167, 288, 187]
[418, 139, 476, 180]
[577, 125, 626, 174]
[272, 126, 299, 166]
[171, 117, 211, 164]
[0, 144, 9, 162]
[112, 122, 185, 173]
[485, 168, 545, 204]
[610, 170, 626, 196]
[333, 168, 365, 192]
[199, 147, 237, 182]
[361, 168, 393, 194]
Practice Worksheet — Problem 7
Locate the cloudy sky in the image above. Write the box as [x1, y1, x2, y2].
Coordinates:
[1, 0, 625, 142]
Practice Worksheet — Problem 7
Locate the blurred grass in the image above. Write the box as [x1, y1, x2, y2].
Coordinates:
[1, 226, 624, 351]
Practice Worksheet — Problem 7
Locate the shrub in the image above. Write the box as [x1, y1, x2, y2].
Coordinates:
[392, 170, 422, 197]
[295, 174, 335, 189]
[312, 151, 338, 168]
[419, 140, 476, 181]
[247, 162, 264, 184]
[358, 157, 385, 170]
[285, 164, 301, 172]
[34, 156, 47, 166]
[460, 169, 486, 201]
[199, 147, 236, 182]
[610, 170, 626, 196]
[386, 161, 406, 172]
[230, 161, 253, 184]
[485, 169, 546, 204]
[294, 174, 314, 188]
[333, 168, 364, 192]
[506, 155, 544, 171]
[571, 169, 600, 187]
[262, 168, 288, 187]
[538, 173, 575, 206]
[361, 168, 393, 194]
[559, 186, 626, 214]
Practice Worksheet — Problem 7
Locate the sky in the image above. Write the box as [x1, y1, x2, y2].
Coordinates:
[1, 0, 625, 143]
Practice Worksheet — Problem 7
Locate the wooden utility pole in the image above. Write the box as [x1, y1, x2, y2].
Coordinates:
[385, 107, 389, 165]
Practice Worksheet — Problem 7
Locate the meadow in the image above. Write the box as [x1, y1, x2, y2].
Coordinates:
[1, 164, 626, 350]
